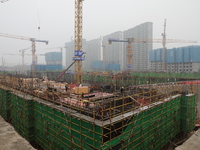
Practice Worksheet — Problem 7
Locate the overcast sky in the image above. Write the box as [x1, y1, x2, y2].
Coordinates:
[0, 0, 199, 66]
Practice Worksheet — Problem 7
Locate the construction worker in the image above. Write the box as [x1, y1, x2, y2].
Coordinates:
[82, 100, 89, 107]
[81, 92, 84, 98]
[65, 83, 68, 92]
[121, 86, 124, 94]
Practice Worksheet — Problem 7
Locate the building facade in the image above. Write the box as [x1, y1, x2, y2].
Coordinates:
[63, 22, 153, 71]
[83, 38, 101, 71]
[150, 45, 200, 73]
[45, 52, 62, 65]
[103, 31, 123, 71]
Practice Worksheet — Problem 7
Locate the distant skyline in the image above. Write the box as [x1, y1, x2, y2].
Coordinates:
[0, 0, 199, 66]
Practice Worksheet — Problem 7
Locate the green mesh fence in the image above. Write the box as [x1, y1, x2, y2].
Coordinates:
[10, 93, 34, 142]
[0, 87, 11, 122]
[81, 74, 187, 86]
[33, 99, 102, 150]
[103, 96, 181, 150]
[181, 94, 196, 132]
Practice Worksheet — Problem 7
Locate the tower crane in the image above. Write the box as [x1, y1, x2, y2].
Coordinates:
[100, 36, 106, 65]
[0, 0, 9, 3]
[161, 19, 166, 71]
[108, 37, 197, 72]
[19, 47, 31, 66]
[55, 0, 85, 82]
[0, 32, 48, 77]
[74, 0, 84, 84]
[108, 38, 147, 71]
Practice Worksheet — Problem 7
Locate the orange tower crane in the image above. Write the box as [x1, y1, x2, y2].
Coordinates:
[0, 32, 48, 77]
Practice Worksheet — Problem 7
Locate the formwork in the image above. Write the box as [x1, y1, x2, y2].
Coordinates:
[0, 74, 197, 150]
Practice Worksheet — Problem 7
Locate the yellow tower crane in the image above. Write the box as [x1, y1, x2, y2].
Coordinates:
[74, 0, 84, 85]
[0, 32, 48, 77]
[108, 37, 197, 72]
[56, 0, 85, 83]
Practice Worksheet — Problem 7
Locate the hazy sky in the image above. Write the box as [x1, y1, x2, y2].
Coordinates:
[0, 0, 199, 66]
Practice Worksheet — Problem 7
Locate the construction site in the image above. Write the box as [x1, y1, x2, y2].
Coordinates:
[0, 0, 200, 150]
[0, 71, 199, 150]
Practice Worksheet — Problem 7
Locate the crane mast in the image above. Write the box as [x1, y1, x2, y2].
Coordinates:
[32, 41, 36, 76]
[108, 38, 136, 72]
[19, 47, 31, 66]
[162, 19, 167, 71]
[126, 41, 132, 71]
[74, 0, 83, 85]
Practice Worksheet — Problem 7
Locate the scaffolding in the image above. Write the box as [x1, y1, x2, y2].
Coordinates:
[0, 72, 198, 150]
